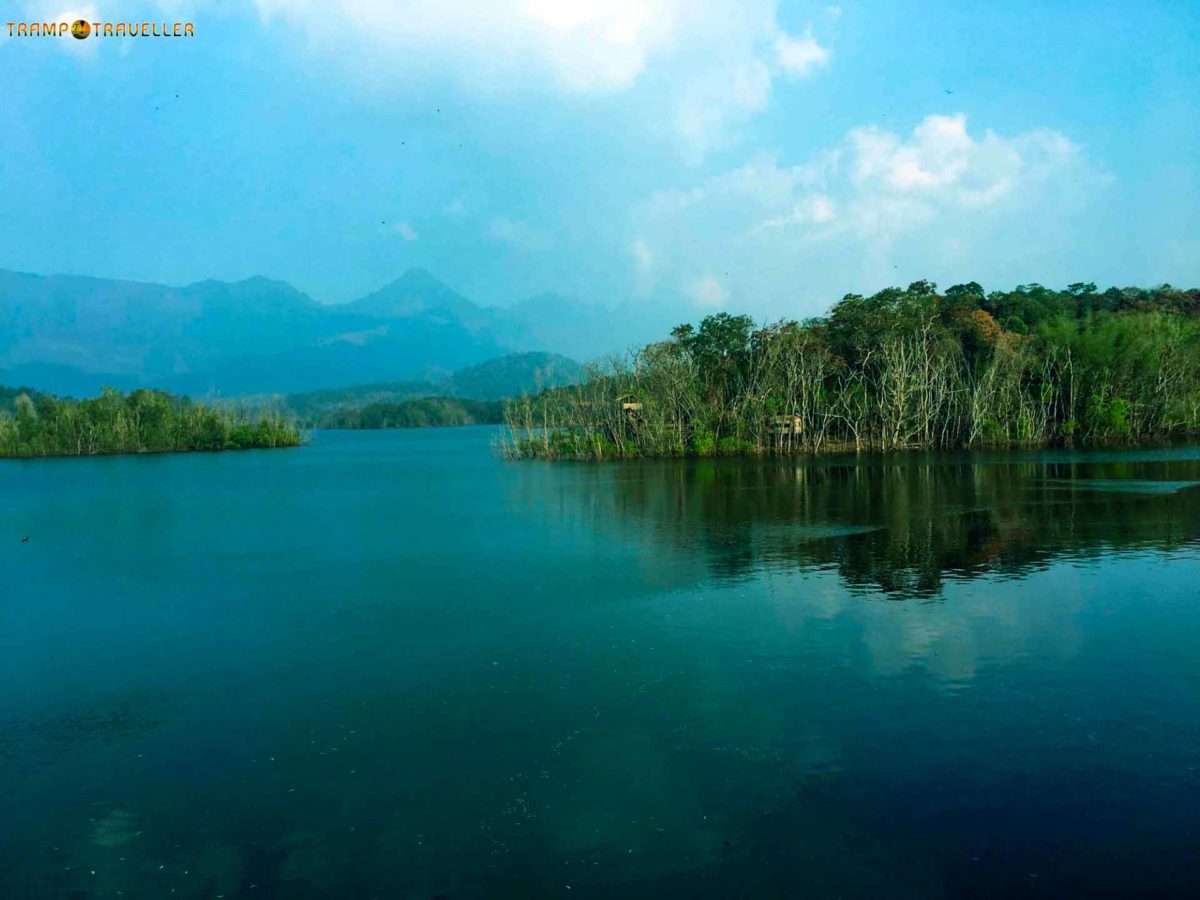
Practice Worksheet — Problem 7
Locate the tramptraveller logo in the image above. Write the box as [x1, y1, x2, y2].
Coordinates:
[7, 19, 195, 38]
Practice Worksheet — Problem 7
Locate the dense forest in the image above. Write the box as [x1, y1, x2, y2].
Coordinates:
[316, 397, 503, 429]
[0, 387, 302, 457]
[503, 281, 1200, 460]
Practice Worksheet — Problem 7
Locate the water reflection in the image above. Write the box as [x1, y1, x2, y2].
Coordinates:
[4, 436, 1199, 897]
[523, 451, 1200, 598]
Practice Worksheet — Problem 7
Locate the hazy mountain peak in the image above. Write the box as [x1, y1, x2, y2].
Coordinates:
[235, 274, 310, 294]
[349, 268, 483, 321]
[396, 266, 442, 286]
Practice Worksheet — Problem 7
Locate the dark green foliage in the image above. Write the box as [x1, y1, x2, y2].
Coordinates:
[503, 281, 1200, 460]
[318, 397, 504, 429]
[0, 387, 302, 458]
[284, 381, 434, 421]
[0, 384, 42, 415]
[445, 352, 581, 400]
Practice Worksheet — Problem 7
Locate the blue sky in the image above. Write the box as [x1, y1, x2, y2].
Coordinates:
[1, 1, 1197, 319]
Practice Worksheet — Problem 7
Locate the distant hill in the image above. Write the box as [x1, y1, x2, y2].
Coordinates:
[0, 270, 327, 389]
[282, 351, 581, 422]
[443, 352, 581, 400]
[0, 267, 638, 396]
[281, 380, 435, 421]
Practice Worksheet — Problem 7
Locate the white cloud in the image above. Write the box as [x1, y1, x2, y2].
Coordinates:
[685, 274, 728, 307]
[850, 113, 978, 191]
[392, 221, 418, 241]
[775, 29, 830, 77]
[489, 216, 551, 251]
[758, 193, 836, 230]
[253, 0, 680, 94]
[631, 237, 656, 295]
[674, 59, 772, 162]
[632, 237, 653, 271]
[250, 1, 831, 161]
[834, 114, 1090, 227]
[647, 113, 1092, 240]
[634, 113, 1110, 315]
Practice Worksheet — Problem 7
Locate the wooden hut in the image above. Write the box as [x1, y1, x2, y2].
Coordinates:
[618, 395, 644, 424]
[773, 415, 803, 450]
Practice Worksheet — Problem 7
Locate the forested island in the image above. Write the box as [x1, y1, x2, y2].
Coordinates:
[503, 281, 1200, 460]
[0, 387, 301, 458]
[315, 397, 503, 429]
[280, 352, 576, 429]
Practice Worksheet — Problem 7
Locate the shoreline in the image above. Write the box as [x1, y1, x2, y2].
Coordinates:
[498, 431, 1200, 463]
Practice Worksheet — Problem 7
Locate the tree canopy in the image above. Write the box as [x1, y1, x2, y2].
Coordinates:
[0, 387, 302, 458]
[504, 281, 1200, 460]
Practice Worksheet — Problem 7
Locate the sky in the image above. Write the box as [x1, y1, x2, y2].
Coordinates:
[1, 0, 1197, 320]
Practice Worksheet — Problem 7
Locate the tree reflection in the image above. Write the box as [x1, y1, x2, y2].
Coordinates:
[532, 451, 1200, 598]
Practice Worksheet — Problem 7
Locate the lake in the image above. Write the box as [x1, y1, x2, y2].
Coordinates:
[3, 429, 1199, 898]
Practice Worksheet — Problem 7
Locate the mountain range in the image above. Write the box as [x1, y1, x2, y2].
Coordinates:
[0, 267, 676, 396]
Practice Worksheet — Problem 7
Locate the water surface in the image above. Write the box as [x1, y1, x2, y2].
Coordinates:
[3, 430, 1199, 897]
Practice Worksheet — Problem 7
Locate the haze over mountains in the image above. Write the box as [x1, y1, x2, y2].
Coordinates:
[0, 268, 676, 396]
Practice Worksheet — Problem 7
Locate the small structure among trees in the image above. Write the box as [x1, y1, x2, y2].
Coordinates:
[772, 415, 803, 450]
[619, 395, 644, 424]
[501, 279, 1200, 461]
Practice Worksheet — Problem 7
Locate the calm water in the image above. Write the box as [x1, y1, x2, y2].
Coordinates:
[3, 429, 1199, 898]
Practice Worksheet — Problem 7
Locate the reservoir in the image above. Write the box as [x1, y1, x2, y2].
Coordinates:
[3, 429, 1198, 897]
